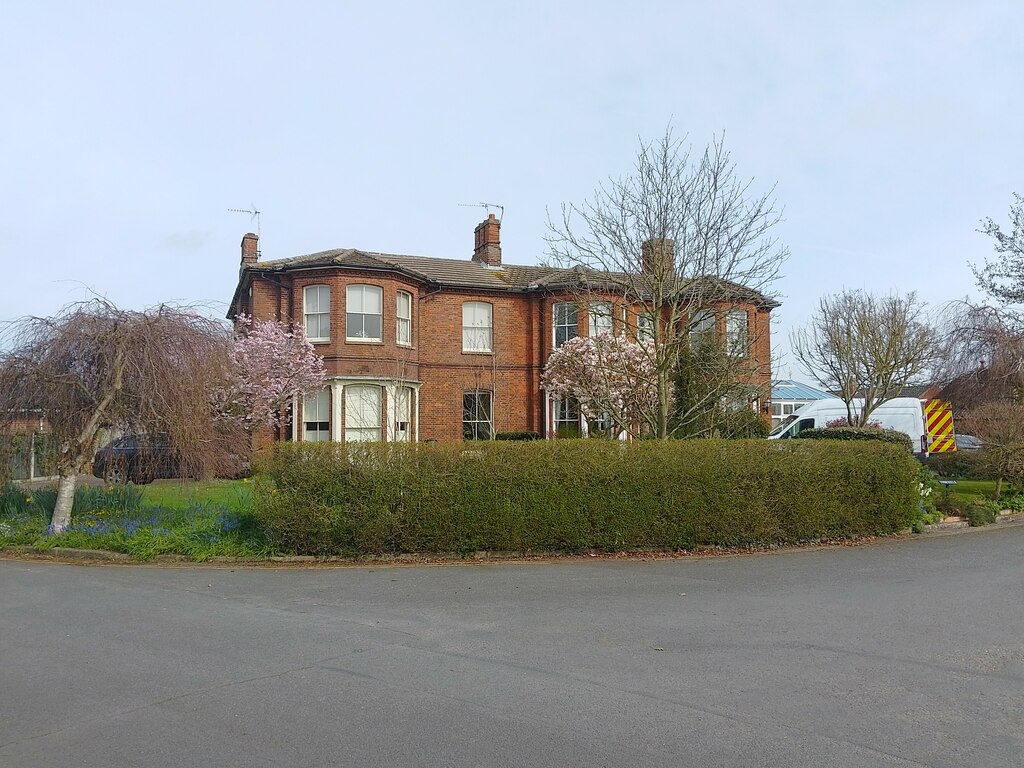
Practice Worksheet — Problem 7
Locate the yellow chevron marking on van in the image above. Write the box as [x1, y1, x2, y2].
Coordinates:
[925, 400, 957, 453]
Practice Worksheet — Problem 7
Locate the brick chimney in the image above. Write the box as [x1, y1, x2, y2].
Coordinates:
[473, 214, 501, 267]
[240, 232, 259, 267]
[641, 238, 675, 274]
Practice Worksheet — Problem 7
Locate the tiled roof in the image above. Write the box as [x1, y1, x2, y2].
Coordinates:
[248, 248, 779, 306]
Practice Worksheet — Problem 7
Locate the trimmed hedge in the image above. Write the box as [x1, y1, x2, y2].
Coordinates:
[252, 440, 920, 556]
[495, 431, 542, 441]
[924, 450, 992, 479]
[796, 427, 913, 451]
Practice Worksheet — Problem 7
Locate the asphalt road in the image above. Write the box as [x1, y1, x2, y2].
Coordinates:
[2, 527, 1022, 768]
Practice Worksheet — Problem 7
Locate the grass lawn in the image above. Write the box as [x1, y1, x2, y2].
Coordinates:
[1, 478, 268, 561]
[947, 478, 999, 504]
[140, 478, 252, 511]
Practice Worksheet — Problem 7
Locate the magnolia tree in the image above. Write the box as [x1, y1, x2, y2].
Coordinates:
[216, 315, 326, 431]
[543, 333, 661, 438]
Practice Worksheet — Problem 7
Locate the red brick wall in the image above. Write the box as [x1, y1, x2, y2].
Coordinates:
[242, 270, 773, 441]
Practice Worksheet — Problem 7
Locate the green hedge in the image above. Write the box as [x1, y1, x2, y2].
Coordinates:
[495, 431, 542, 441]
[924, 450, 992, 479]
[796, 427, 913, 451]
[252, 440, 920, 556]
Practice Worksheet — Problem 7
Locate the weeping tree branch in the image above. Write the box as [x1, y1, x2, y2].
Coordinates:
[0, 300, 242, 532]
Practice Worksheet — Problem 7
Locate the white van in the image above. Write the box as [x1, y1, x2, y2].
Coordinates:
[767, 397, 928, 456]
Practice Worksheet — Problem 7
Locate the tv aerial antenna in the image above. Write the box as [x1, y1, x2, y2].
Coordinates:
[228, 205, 261, 238]
[458, 202, 504, 223]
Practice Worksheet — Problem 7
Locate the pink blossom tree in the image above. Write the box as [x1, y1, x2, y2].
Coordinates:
[217, 315, 326, 431]
[543, 333, 663, 438]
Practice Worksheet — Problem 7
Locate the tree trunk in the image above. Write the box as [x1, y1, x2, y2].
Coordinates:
[50, 472, 78, 534]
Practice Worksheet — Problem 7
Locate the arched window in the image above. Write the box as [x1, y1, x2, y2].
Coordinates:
[303, 285, 330, 342]
[462, 301, 493, 352]
[346, 284, 383, 341]
[463, 390, 493, 440]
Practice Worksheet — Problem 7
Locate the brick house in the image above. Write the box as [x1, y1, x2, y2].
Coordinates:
[227, 215, 777, 443]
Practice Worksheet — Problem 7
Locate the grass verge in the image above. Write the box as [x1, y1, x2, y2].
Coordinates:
[0, 480, 272, 561]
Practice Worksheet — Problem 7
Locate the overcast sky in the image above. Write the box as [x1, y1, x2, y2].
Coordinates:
[3, 1, 1022, 377]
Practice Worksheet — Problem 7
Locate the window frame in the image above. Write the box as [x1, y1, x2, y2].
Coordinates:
[396, 290, 413, 347]
[637, 310, 655, 342]
[302, 387, 330, 442]
[554, 397, 582, 439]
[462, 390, 493, 440]
[553, 301, 578, 349]
[462, 301, 493, 353]
[344, 384, 383, 442]
[303, 285, 331, 343]
[689, 309, 716, 347]
[588, 301, 613, 337]
[345, 284, 384, 343]
[725, 309, 749, 358]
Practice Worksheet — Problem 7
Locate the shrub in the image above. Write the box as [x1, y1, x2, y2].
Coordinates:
[999, 493, 1024, 512]
[914, 465, 943, 531]
[796, 427, 913, 451]
[964, 500, 999, 527]
[924, 450, 992, 479]
[935, 495, 964, 518]
[494, 431, 542, 441]
[716, 409, 771, 439]
[253, 440, 920, 555]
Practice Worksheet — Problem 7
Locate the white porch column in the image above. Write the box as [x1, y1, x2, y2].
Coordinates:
[330, 382, 343, 443]
[414, 387, 420, 443]
[385, 383, 397, 442]
[291, 394, 298, 441]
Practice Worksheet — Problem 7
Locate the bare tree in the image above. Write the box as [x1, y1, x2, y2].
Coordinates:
[973, 193, 1024, 307]
[791, 290, 938, 426]
[934, 302, 1024, 408]
[958, 401, 1024, 499]
[545, 127, 785, 438]
[0, 301, 239, 532]
[933, 195, 1024, 408]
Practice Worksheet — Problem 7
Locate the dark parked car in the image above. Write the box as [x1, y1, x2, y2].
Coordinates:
[92, 436, 179, 484]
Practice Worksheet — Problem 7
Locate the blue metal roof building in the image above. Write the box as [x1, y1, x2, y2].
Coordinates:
[771, 380, 837, 402]
[769, 380, 837, 428]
